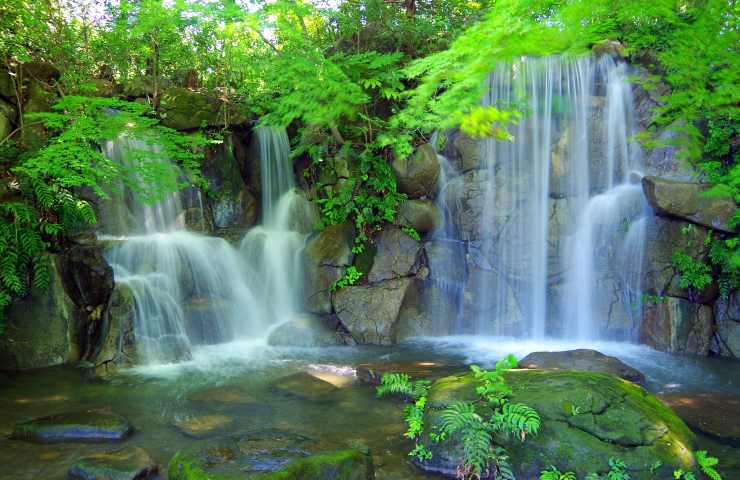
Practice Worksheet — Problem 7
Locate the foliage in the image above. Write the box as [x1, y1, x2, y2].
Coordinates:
[540, 466, 577, 480]
[330, 266, 363, 292]
[695, 451, 721, 480]
[539, 454, 724, 480]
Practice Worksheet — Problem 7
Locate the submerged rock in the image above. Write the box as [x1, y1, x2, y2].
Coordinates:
[270, 372, 338, 402]
[68, 446, 158, 480]
[356, 361, 459, 386]
[174, 414, 234, 439]
[267, 315, 343, 347]
[12, 409, 133, 443]
[518, 349, 645, 384]
[642, 176, 736, 234]
[188, 386, 257, 406]
[168, 446, 374, 480]
[416, 370, 695, 479]
[659, 393, 740, 446]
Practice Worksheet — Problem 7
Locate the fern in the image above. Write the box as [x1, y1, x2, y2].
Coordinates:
[491, 402, 541, 439]
[540, 466, 577, 480]
[696, 451, 721, 480]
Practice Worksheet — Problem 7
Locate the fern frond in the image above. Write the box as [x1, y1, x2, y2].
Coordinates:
[696, 451, 722, 480]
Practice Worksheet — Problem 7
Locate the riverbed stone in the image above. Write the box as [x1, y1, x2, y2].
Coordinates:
[518, 349, 645, 384]
[417, 370, 695, 479]
[367, 226, 422, 283]
[271, 372, 339, 401]
[188, 386, 258, 406]
[658, 393, 740, 445]
[396, 200, 441, 234]
[640, 297, 714, 355]
[302, 224, 354, 315]
[333, 277, 414, 345]
[158, 87, 248, 130]
[174, 414, 234, 439]
[68, 446, 158, 480]
[642, 176, 737, 233]
[12, 409, 134, 443]
[267, 315, 343, 347]
[392, 143, 440, 199]
[0, 254, 78, 370]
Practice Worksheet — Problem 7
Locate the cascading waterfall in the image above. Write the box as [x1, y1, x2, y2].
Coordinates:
[437, 54, 646, 340]
[102, 138, 262, 365]
[240, 126, 314, 328]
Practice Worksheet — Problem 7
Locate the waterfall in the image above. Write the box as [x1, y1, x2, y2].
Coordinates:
[438, 55, 646, 340]
[101, 137, 262, 365]
[240, 126, 314, 328]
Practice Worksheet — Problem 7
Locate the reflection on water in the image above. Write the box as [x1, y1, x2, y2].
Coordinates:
[0, 339, 737, 479]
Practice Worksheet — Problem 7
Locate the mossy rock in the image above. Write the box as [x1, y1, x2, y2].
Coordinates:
[168, 447, 374, 480]
[68, 446, 158, 480]
[158, 87, 247, 130]
[418, 370, 696, 479]
[11, 409, 134, 443]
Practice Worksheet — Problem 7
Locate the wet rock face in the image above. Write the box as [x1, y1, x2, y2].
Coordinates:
[267, 315, 343, 347]
[0, 254, 78, 370]
[12, 409, 134, 443]
[642, 176, 737, 234]
[92, 283, 138, 378]
[416, 370, 695, 479]
[712, 292, 740, 358]
[60, 244, 115, 314]
[640, 297, 714, 356]
[301, 224, 355, 315]
[68, 446, 158, 480]
[392, 143, 440, 199]
[367, 226, 422, 283]
[396, 199, 440, 234]
[518, 349, 646, 384]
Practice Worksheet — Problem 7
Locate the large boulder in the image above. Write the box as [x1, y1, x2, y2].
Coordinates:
[68, 446, 158, 480]
[659, 393, 740, 446]
[0, 254, 79, 370]
[444, 129, 484, 172]
[417, 370, 696, 479]
[396, 199, 440, 234]
[12, 409, 134, 443]
[640, 297, 714, 355]
[301, 224, 354, 315]
[267, 314, 344, 347]
[158, 87, 248, 130]
[518, 349, 645, 384]
[59, 243, 115, 316]
[367, 226, 422, 283]
[333, 277, 413, 345]
[92, 283, 138, 378]
[643, 176, 737, 233]
[712, 292, 740, 358]
[392, 143, 440, 199]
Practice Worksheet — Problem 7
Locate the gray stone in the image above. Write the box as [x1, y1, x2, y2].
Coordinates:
[68, 446, 158, 480]
[392, 143, 440, 199]
[0, 255, 78, 370]
[643, 176, 737, 233]
[712, 292, 740, 358]
[367, 226, 422, 283]
[518, 349, 645, 384]
[271, 371, 338, 401]
[174, 414, 234, 439]
[267, 314, 343, 347]
[334, 277, 413, 345]
[640, 296, 714, 355]
[302, 224, 355, 315]
[92, 283, 138, 378]
[12, 409, 133, 443]
[396, 199, 440, 234]
[444, 129, 484, 172]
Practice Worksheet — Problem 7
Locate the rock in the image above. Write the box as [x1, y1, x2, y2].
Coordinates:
[0, 67, 14, 100]
[183, 206, 214, 234]
[12, 409, 133, 443]
[0, 98, 16, 139]
[68, 446, 158, 480]
[301, 224, 354, 315]
[591, 39, 627, 57]
[188, 386, 257, 405]
[333, 277, 414, 345]
[640, 297, 714, 355]
[158, 87, 248, 130]
[60, 244, 115, 315]
[367, 226, 422, 283]
[22, 62, 61, 83]
[271, 372, 339, 401]
[658, 393, 740, 446]
[417, 370, 695, 479]
[174, 414, 234, 439]
[168, 447, 374, 480]
[392, 143, 440, 199]
[643, 176, 737, 234]
[712, 292, 740, 358]
[202, 136, 258, 235]
[235, 428, 318, 472]
[444, 129, 484, 172]
[356, 361, 459, 386]
[396, 200, 440, 234]
[267, 315, 343, 347]
[92, 283, 138, 378]
[0, 254, 78, 370]
[443, 169, 499, 240]
[518, 349, 645, 384]
[80, 79, 116, 98]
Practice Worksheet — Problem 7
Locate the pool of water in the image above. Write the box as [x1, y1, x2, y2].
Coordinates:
[0, 337, 737, 479]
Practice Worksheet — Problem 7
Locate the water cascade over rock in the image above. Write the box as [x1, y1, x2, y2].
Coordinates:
[438, 55, 647, 340]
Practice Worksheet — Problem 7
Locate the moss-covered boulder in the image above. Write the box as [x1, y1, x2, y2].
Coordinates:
[417, 370, 696, 479]
[168, 447, 374, 480]
[518, 349, 645, 384]
[158, 87, 248, 130]
[11, 409, 134, 443]
[68, 446, 158, 480]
